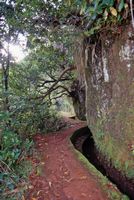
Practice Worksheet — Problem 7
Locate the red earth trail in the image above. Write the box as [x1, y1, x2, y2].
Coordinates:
[26, 118, 108, 200]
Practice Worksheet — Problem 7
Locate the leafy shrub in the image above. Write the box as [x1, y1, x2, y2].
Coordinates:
[10, 100, 60, 135]
[0, 130, 21, 166]
[0, 129, 33, 166]
[0, 126, 33, 199]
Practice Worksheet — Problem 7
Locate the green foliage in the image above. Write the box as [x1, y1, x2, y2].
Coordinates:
[0, 129, 33, 166]
[0, 171, 20, 197]
[12, 102, 60, 134]
[121, 196, 130, 200]
[0, 130, 21, 166]
[10, 99, 54, 134]
[0, 129, 33, 199]
[0, 159, 32, 200]
[71, 0, 129, 36]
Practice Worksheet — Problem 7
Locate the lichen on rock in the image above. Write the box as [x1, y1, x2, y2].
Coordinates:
[84, 24, 134, 178]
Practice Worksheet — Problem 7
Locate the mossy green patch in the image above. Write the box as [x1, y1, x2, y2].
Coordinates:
[91, 114, 134, 179]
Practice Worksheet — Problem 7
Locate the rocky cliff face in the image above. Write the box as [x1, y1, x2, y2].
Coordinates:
[70, 79, 86, 120]
[71, 37, 86, 120]
[84, 24, 134, 177]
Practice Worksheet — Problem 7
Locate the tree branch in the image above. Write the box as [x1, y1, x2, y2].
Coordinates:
[30, 65, 75, 100]
[37, 78, 72, 88]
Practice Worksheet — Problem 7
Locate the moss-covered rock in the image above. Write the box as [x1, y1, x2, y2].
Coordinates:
[85, 24, 134, 178]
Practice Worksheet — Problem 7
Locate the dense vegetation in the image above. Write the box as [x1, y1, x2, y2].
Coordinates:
[0, 0, 133, 199]
[0, 1, 74, 199]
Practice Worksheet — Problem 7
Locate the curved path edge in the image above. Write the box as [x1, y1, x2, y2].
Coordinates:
[25, 119, 124, 200]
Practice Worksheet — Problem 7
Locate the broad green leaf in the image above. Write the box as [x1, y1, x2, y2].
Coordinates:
[118, 0, 124, 12]
[7, 182, 15, 190]
[102, 0, 114, 6]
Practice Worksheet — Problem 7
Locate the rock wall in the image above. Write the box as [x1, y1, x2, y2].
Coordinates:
[85, 24, 134, 138]
[72, 36, 86, 120]
[70, 79, 86, 120]
[84, 24, 134, 176]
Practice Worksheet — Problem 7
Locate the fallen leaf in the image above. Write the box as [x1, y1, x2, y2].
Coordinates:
[29, 185, 34, 189]
[64, 171, 69, 175]
[81, 193, 87, 197]
[36, 166, 42, 176]
[80, 176, 87, 180]
[37, 190, 42, 195]
[48, 181, 52, 187]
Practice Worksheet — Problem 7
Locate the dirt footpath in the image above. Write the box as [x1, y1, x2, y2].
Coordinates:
[26, 119, 107, 200]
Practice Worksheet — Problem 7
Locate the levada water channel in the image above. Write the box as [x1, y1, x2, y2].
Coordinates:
[71, 127, 134, 200]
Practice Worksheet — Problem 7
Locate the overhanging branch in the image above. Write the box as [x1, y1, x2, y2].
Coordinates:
[30, 65, 75, 100]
